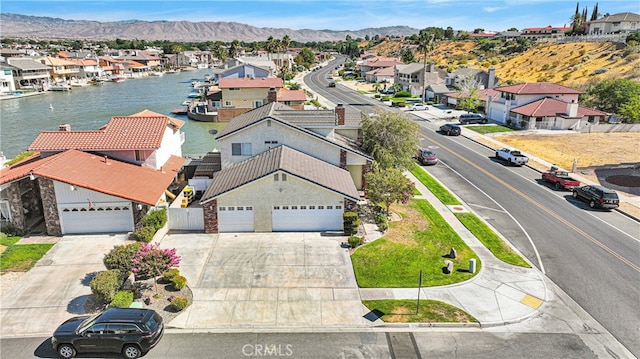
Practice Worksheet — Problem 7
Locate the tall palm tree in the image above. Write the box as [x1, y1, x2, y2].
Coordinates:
[228, 40, 241, 59]
[416, 29, 435, 102]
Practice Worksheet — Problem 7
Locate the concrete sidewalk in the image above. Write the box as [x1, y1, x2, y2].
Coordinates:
[359, 170, 547, 327]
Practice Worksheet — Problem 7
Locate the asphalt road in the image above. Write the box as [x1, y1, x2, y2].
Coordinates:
[1, 332, 601, 359]
[306, 58, 640, 356]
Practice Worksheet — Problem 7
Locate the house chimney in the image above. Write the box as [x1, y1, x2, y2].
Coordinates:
[429, 63, 435, 73]
[59, 124, 71, 131]
[267, 87, 278, 103]
[488, 67, 496, 88]
[566, 101, 579, 117]
[335, 104, 345, 126]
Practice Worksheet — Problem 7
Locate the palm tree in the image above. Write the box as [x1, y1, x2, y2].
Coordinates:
[228, 40, 241, 59]
[416, 29, 435, 102]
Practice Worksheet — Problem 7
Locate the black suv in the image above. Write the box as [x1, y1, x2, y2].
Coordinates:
[459, 113, 488, 124]
[439, 123, 461, 136]
[572, 185, 619, 209]
[52, 308, 164, 359]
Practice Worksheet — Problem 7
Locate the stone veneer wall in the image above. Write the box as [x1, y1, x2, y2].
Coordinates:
[38, 178, 62, 236]
[203, 199, 219, 233]
[339, 149, 347, 169]
[362, 160, 373, 192]
[344, 198, 357, 212]
[5, 184, 25, 234]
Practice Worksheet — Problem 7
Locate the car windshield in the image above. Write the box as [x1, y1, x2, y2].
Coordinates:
[422, 151, 433, 156]
[77, 312, 102, 333]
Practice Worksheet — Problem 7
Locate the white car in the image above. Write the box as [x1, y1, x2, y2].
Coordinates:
[408, 104, 428, 111]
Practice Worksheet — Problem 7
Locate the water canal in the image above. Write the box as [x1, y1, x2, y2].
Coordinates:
[0, 68, 226, 160]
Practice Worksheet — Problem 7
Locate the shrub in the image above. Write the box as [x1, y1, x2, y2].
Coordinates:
[141, 208, 167, 231]
[90, 269, 124, 303]
[394, 90, 411, 98]
[103, 242, 142, 274]
[374, 213, 389, 232]
[110, 290, 134, 308]
[163, 268, 180, 281]
[171, 275, 187, 290]
[131, 225, 155, 243]
[343, 212, 360, 236]
[347, 236, 363, 248]
[0, 223, 22, 236]
[170, 296, 189, 311]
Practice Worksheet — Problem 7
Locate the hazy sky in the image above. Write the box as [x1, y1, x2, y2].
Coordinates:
[1, 0, 638, 32]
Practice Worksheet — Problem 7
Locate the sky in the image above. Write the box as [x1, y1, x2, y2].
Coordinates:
[1, 0, 638, 32]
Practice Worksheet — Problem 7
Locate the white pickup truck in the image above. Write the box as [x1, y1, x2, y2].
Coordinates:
[495, 147, 529, 166]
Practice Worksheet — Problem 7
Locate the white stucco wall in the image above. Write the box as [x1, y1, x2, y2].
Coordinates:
[217, 171, 345, 232]
[54, 180, 130, 208]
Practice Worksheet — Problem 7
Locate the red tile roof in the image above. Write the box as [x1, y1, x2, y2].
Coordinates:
[494, 82, 584, 95]
[28, 110, 184, 152]
[1, 150, 184, 205]
[445, 88, 500, 101]
[511, 97, 608, 117]
[218, 77, 283, 89]
[277, 88, 306, 102]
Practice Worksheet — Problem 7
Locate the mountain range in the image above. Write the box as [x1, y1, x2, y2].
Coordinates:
[0, 13, 420, 42]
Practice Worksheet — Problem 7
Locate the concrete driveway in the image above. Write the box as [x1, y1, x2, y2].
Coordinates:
[0, 234, 131, 338]
[160, 232, 372, 329]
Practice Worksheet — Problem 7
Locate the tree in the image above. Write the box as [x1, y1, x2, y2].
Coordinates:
[582, 78, 640, 115]
[361, 111, 419, 170]
[590, 2, 599, 21]
[473, 28, 485, 34]
[400, 48, 416, 63]
[444, 26, 454, 39]
[130, 243, 181, 295]
[364, 166, 414, 216]
[457, 88, 481, 113]
[416, 29, 436, 102]
[619, 95, 640, 123]
[228, 40, 241, 58]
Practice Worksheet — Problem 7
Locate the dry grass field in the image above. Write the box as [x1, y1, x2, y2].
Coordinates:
[492, 132, 640, 170]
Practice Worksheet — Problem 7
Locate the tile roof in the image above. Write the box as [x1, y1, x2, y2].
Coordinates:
[1, 150, 184, 205]
[511, 97, 608, 117]
[216, 103, 371, 159]
[218, 77, 283, 88]
[589, 12, 640, 23]
[276, 88, 307, 102]
[445, 88, 500, 101]
[201, 145, 359, 203]
[494, 82, 584, 95]
[37, 56, 77, 66]
[65, 58, 99, 66]
[395, 63, 426, 74]
[28, 110, 183, 152]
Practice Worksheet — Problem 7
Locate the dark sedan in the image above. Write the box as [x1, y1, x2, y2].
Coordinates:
[572, 185, 620, 209]
[439, 123, 461, 136]
[52, 308, 164, 359]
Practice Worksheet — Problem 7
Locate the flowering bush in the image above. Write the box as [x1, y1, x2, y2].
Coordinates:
[131, 243, 181, 280]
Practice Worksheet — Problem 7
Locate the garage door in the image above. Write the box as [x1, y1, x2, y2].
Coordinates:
[218, 206, 254, 232]
[272, 204, 343, 232]
[60, 205, 134, 234]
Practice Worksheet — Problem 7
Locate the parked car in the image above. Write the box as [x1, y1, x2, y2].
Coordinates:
[459, 113, 488, 124]
[495, 147, 529, 166]
[439, 123, 461, 136]
[328, 82, 336, 87]
[52, 308, 164, 359]
[415, 147, 438, 165]
[408, 104, 428, 111]
[541, 168, 581, 190]
[572, 185, 620, 209]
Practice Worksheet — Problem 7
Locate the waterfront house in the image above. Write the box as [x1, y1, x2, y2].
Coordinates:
[216, 77, 284, 121]
[0, 110, 186, 236]
[65, 58, 103, 83]
[0, 63, 17, 94]
[37, 56, 80, 83]
[199, 101, 371, 233]
[211, 62, 271, 84]
[5, 57, 51, 90]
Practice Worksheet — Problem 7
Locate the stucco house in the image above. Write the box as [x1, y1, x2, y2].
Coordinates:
[587, 12, 640, 34]
[0, 110, 186, 236]
[211, 62, 272, 84]
[37, 56, 79, 83]
[5, 57, 51, 90]
[485, 82, 608, 129]
[394, 63, 447, 98]
[199, 101, 372, 233]
[216, 77, 284, 121]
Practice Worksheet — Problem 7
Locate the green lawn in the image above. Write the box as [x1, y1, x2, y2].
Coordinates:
[363, 299, 478, 323]
[409, 163, 461, 205]
[352, 199, 480, 288]
[0, 235, 21, 246]
[0, 243, 54, 271]
[454, 213, 530, 267]
[465, 125, 513, 134]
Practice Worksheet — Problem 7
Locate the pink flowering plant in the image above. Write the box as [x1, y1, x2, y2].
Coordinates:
[130, 242, 181, 295]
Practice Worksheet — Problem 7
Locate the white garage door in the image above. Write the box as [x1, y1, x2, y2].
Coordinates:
[272, 204, 343, 232]
[60, 205, 134, 234]
[218, 206, 254, 232]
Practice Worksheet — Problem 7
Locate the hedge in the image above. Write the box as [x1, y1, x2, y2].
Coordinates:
[90, 269, 124, 303]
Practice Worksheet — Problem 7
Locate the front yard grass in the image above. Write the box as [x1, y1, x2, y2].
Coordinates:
[0, 234, 53, 272]
[363, 299, 478, 323]
[409, 163, 530, 268]
[465, 125, 513, 134]
[352, 199, 480, 288]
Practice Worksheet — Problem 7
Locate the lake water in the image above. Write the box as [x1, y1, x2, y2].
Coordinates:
[0, 68, 227, 160]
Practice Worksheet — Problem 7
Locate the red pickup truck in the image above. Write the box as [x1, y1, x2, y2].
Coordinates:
[541, 169, 581, 190]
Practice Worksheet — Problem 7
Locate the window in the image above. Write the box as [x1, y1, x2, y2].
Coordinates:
[225, 100, 232, 106]
[336, 205, 342, 209]
[228, 207, 235, 211]
[229, 87, 240, 91]
[231, 143, 252, 156]
[318, 206, 324, 209]
[219, 207, 226, 211]
[292, 206, 298, 210]
[274, 206, 280, 210]
[283, 206, 289, 210]
[309, 206, 315, 209]
[246, 206, 253, 210]
[135, 150, 144, 161]
[300, 206, 307, 210]
[281, 173, 287, 181]
[327, 205, 333, 209]
[0, 201, 10, 222]
[254, 100, 263, 108]
[237, 207, 244, 211]
[274, 174, 279, 181]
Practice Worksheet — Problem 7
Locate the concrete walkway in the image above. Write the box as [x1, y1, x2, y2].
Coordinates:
[359, 170, 547, 327]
